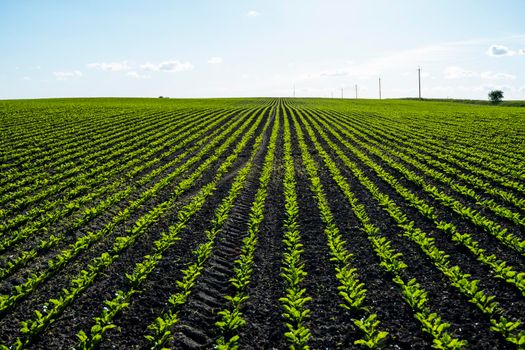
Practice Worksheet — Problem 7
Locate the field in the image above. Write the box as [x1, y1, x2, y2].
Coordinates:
[0, 97, 524, 349]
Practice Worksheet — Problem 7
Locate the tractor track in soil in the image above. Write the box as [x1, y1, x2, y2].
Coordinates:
[167, 105, 276, 349]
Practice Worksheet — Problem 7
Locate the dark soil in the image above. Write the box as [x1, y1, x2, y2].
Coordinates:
[1, 99, 522, 350]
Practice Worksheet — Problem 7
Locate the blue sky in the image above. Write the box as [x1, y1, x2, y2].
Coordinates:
[1, 0, 524, 99]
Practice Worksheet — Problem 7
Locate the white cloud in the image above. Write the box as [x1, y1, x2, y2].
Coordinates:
[486, 45, 515, 56]
[140, 60, 194, 72]
[87, 61, 131, 71]
[140, 63, 157, 71]
[53, 70, 82, 80]
[520, 49, 525, 56]
[208, 57, 223, 64]
[126, 71, 150, 79]
[443, 66, 478, 79]
[246, 10, 260, 17]
[480, 71, 516, 80]
[444, 66, 515, 80]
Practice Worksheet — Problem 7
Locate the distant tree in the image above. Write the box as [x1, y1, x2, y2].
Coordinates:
[488, 90, 504, 104]
[158, 96, 164, 99]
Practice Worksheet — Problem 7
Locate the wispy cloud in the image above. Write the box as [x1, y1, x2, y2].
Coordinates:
[126, 71, 150, 79]
[481, 72, 516, 80]
[87, 61, 131, 71]
[313, 38, 521, 84]
[444, 66, 515, 80]
[443, 66, 477, 79]
[208, 57, 223, 64]
[246, 10, 260, 17]
[140, 60, 194, 72]
[318, 42, 467, 80]
[22, 76, 31, 81]
[53, 70, 83, 80]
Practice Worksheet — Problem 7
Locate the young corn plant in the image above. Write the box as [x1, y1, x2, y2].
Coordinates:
[144, 108, 272, 350]
[13, 107, 268, 350]
[277, 112, 312, 349]
[288, 107, 389, 348]
[296, 105, 468, 349]
[214, 106, 280, 349]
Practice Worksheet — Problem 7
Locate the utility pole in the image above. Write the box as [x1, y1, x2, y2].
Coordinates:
[341, 87, 344, 99]
[293, 83, 295, 98]
[379, 78, 382, 100]
[355, 84, 358, 99]
[331, 91, 334, 99]
[418, 66, 422, 99]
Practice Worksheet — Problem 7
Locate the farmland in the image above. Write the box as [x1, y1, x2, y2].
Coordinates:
[0, 97, 524, 349]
